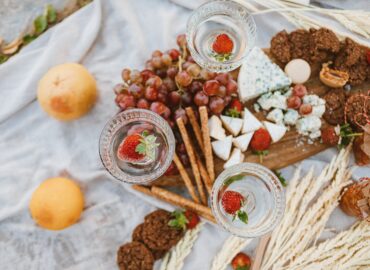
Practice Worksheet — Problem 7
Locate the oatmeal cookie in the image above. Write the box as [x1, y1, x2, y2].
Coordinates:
[271, 30, 291, 64]
[309, 28, 339, 63]
[335, 54, 369, 85]
[323, 88, 346, 125]
[142, 209, 184, 251]
[132, 223, 166, 260]
[345, 92, 370, 131]
[334, 38, 362, 67]
[117, 241, 154, 270]
[289, 29, 311, 62]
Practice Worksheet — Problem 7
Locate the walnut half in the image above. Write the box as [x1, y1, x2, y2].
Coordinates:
[320, 63, 349, 88]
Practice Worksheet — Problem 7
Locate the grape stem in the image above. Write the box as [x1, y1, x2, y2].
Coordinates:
[178, 55, 183, 72]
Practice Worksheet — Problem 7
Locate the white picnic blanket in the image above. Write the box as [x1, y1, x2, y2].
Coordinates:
[0, 0, 369, 269]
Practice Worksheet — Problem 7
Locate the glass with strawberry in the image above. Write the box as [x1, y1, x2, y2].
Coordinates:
[186, 0, 256, 72]
[99, 109, 175, 184]
[211, 163, 285, 238]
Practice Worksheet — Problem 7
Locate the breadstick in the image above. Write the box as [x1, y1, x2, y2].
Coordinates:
[132, 184, 153, 196]
[199, 106, 215, 182]
[185, 107, 205, 152]
[151, 186, 216, 223]
[196, 154, 212, 195]
[173, 153, 200, 203]
[176, 118, 207, 205]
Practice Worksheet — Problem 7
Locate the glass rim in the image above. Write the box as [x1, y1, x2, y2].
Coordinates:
[210, 162, 286, 238]
[99, 109, 175, 184]
[186, 0, 257, 72]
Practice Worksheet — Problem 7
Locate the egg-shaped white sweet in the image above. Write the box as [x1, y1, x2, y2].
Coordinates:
[285, 59, 311, 84]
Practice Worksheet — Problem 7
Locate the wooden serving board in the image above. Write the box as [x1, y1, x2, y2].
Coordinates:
[153, 50, 369, 187]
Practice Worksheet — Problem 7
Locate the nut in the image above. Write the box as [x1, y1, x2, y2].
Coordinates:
[319, 63, 349, 88]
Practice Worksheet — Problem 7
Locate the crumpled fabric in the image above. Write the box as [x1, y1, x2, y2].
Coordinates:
[0, 0, 369, 269]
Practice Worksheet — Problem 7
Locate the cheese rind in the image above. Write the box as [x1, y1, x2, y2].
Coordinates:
[238, 47, 291, 102]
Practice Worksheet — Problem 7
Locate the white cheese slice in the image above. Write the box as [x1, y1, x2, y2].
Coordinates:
[263, 121, 287, 143]
[208, 115, 226, 140]
[242, 108, 262, 134]
[233, 132, 253, 152]
[211, 135, 232, 161]
[238, 47, 292, 102]
[220, 115, 243, 136]
[224, 148, 244, 169]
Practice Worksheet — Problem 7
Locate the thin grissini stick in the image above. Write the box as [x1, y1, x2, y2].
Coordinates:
[251, 233, 271, 270]
[185, 107, 205, 153]
[151, 186, 216, 223]
[173, 153, 200, 203]
[176, 118, 207, 205]
[196, 154, 212, 195]
[133, 185, 216, 223]
[199, 106, 215, 182]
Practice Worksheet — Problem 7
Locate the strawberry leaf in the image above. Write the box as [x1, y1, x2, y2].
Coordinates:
[226, 108, 241, 118]
[169, 210, 188, 230]
[237, 210, 248, 224]
[273, 170, 287, 187]
[34, 15, 47, 35]
[236, 266, 250, 270]
[46, 4, 57, 23]
[224, 174, 244, 186]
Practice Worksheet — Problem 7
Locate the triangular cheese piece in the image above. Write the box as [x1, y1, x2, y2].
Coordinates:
[237, 47, 292, 102]
[242, 108, 262, 134]
[224, 148, 245, 169]
[208, 115, 226, 140]
[220, 115, 243, 136]
[263, 121, 287, 143]
[233, 132, 253, 152]
[211, 135, 232, 161]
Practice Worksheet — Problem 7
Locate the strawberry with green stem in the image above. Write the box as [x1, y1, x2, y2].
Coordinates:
[221, 190, 248, 224]
[212, 33, 234, 62]
[168, 209, 200, 230]
[226, 99, 243, 118]
[231, 252, 252, 270]
[117, 130, 159, 162]
[250, 128, 271, 163]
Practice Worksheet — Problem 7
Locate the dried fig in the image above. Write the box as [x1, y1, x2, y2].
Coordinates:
[320, 63, 349, 88]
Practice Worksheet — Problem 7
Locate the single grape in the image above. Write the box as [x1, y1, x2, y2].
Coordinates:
[157, 92, 168, 104]
[145, 60, 154, 71]
[173, 107, 188, 124]
[293, 84, 308, 97]
[194, 91, 209, 106]
[121, 68, 131, 82]
[226, 79, 238, 96]
[186, 55, 195, 63]
[152, 50, 163, 57]
[161, 54, 172, 66]
[209, 96, 225, 115]
[130, 70, 142, 83]
[168, 49, 180, 61]
[177, 34, 187, 48]
[140, 69, 155, 84]
[116, 94, 136, 110]
[188, 81, 203, 94]
[203, 80, 220, 96]
[182, 61, 192, 70]
[113, 83, 126, 95]
[218, 85, 226, 97]
[150, 102, 171, 119]
[146, 76, 162, 88]
[186, 63, 201, 77]
[163, 77, 177, 92]
[215, 73, 230, 86]
[287, 96, 302, 109]
[181, 92, 193, 106]
[200, 69, 216, 80]
[137, 98, 150, 109]
[224, 95, 232, 106]
[175, 71, 193, 87]
[158, 84, 169, 94]
[145, 86, 158, 101]
[167, 67, 178, 79]
[155, 69, 167, 79]
[152, 56, 162, 69]
[299, 104, 312, 115]
[168, 91, 181, 106]
[128, 83, 144, 99]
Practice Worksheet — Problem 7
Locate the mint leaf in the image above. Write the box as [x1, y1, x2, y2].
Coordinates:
[273, 170, 287, 187]
[0, 55, 9, 64]
[23, 34, 37, 45]
[224, 174, 244, 186]
[237, 210, 248, 224]
[46, 4, 57, 23]
[236, 266, 250, 270]
[34, 15, 47, 35]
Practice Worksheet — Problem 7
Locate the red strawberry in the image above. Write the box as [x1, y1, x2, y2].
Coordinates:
[250, 128, 271, 163]
[221, 191, 248, 224]
[184, 210, 200, 229]
[168, 209, 200, 230]
[226, 99, 243, 117]
[231, 252, 252, 270]
[212, 34, 234, 54]
[117, 131, 159, 162]
[321, 126, 339, 146]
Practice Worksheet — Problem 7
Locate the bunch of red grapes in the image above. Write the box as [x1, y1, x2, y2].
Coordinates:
[114, 34, 239, 175]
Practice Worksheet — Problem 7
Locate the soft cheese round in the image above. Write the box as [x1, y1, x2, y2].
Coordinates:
[284, 59, 311, 84]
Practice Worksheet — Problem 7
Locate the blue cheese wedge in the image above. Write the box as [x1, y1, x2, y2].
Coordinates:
[284, 109, 299, 126]
[267, 108, 284, 124]
[257, 91, 287, 110]
[238, 47, 292, 102]
[296, 115, 322, 137]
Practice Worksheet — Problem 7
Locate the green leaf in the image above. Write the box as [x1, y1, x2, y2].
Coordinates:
[237, 210, 248, 224]
[23, 34, 37, 45]
[46, 4, 57, 23]
[169, 210, 188, 230]
[0, 55, 9, 64]
[224, 174, 244, 186]
[226, 108, 241, 118]
[273, 170, 287, 187]
[210, 52, 232, 62]
[338, 124, 362, 149]
[236, 266, 250, 270]
[34, 15, 48, 35]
